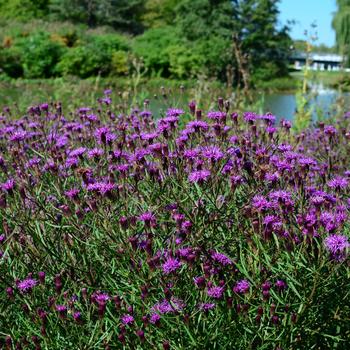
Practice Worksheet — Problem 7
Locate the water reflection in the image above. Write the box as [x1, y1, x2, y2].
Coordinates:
[264, 85, 350, 121]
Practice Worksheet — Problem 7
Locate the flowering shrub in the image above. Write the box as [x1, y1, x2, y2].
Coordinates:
[0, 94, 349, 349]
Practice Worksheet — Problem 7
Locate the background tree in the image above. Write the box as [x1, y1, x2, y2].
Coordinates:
[49, 0, 145, 33]
[173, 0, 235, 81]
[0, 0, 49, 20]
[142, 0, 178, 28]
[232, 0, 291, 83]
[332, 0, 350, 67]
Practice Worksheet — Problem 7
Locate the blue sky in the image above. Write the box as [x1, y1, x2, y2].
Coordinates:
[278, 0, 336, 46]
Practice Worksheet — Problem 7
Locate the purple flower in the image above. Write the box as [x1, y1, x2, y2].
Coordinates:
[65, 157, 79, 169]
[211, 252, 232, 266]
[324, 235, 349, 256]
[68, 147, 86, 158]
[260, 113, 276, 125]
[121, 314, 134, 325]
[328, 176, 348, 190]
[87, 182, 115, 196]
[268, 190, 294, 207]
[198, 303, 216, 311]
[138, 212, 156, 226]
[311, 195, 325, 207]
[78, 107, 91, 114]
[275, 280, 287, 291]
[151, 297, 185, 314]
[86, 114, 99, 122]
[139, 110, 152, 118]
[162, 258, 182, 274]
[56, 136, 68, 148]
[184, 149, 199, 160]
[193, 276, 206, 288]
[281, 119, 292, 129]
[166, 108, 184, 117]
[207, 286, 224, 299]
[252, 195, 269, 211]
[207, 111, 226, 121]
[73, 311, 82, 321]
[17, 278, 37, 293]
[94, 127, 116, 144]
[95, 293, 110, 305]
[2, 178, 15, 192]
[266, 126, 277, 135]
[56, 305, 67, 313]
[243, 112, 258, 123]
[65, 188, 80, 199]
[141, 132, 159, 141]
[200, 146, 224, 161]
[150, 313, 161, 324]
[10, 130, 27, 142]
[233, 280, 250, 294]
[188, 170, 211, 183]
[40, 103, 49, 111]
[324, 125, 337, 136]
[186, 121, 209, 132]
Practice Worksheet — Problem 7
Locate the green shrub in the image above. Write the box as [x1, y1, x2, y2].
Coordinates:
[14, 31, 66, 78]
[252, 61, 286, 83]
[56, 33, 129, 78]
[133, 26, 182, 77]
[111, 50, 129, 76]
[191, 36, 231, 80]
[0, 0, 49, 21]
[0, 47, 23, 78]
[166, 45, 204, 79]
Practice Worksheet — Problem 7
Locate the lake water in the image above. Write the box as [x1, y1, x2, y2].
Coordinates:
[1, 81, 350, 121]
[264, 85, 350, 121]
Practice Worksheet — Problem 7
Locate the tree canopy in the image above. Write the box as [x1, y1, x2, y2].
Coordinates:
[332, 0, 350, 66]
[0, 0, 292, 83]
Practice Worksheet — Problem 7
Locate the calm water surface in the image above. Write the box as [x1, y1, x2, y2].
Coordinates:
[264, 85, 350, 121]
[1, 82, 350, 121]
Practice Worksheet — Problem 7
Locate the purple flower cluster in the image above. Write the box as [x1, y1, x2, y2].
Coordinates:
[1, 95, 349, 349]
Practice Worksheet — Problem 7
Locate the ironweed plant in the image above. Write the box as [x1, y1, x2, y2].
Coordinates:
[0, 93, 349, 349]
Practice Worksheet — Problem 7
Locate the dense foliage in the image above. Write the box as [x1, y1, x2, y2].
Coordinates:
[332, 0, 350, 67]
[0, 94, 349, 349]
[0, 0, 292, 83]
